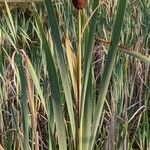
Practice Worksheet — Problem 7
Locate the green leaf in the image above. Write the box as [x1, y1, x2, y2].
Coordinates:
[17, 53, 29, 150]
[89, 0, 129, 149]
[45, 0, 76, 141]
[25, 55, 47, 112]
[121, 49, 150, 64]
[33, 8, 67, 150]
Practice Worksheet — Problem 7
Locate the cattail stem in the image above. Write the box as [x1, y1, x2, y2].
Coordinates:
[77, 9, 82, 150]
[77, 10, 82, 127]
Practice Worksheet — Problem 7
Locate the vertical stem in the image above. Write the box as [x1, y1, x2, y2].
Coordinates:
[124, 86, 128, 150]
[77, 10, 82, 150]
[78, 10, 82, 125]
[0, 30, 2, 73]
[0, 46, 2, 73]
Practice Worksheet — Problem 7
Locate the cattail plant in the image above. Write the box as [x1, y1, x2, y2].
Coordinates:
[1, 0, 150, 150]
[72, 0, 86, 10]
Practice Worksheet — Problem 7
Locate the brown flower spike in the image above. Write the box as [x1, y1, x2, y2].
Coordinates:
[72, 0, 86, 10]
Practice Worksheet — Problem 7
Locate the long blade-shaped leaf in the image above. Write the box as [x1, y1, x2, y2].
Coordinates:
[33, 11, 67, 150]
[80, 0, 99, 124]
[121, 49, 150, 64]
[77, 1, 99, 149]
[89, 0, 128, 149]
[25, 54, 47, 112]
[44, 0, 76, 140]
[17, 53, 29, 150]
[4, 0, 16, 43]
[82, 69, 93, 150]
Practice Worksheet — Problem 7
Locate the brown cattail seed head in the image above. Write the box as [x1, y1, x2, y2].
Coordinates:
[72, 0, 86, 10]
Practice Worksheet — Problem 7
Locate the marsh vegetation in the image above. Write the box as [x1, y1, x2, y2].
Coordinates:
[0, 0, 150, 149]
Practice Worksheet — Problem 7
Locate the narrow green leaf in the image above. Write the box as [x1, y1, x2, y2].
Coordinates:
[89, 0, 128, 149]
[45, 0, 76, 140]
[82, 69, 93, 150]
[78, 0, 100, 148]
[80, 0, 100, 124]
[33, 9, 67, 150]
[121, 49, 150, 64]
[25, 55, 47, 112]
[4, 0, 16, 43]
[17, 53, 29, 150]
[0, 26, 17, 49]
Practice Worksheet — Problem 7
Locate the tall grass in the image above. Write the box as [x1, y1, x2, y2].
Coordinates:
[0, 0, 150, 150]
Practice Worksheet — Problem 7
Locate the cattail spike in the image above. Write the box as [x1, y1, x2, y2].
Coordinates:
[72, 0, 86, 10]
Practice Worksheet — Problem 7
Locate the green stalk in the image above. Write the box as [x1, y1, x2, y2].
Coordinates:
[77, 10, 82, 150]
[78, 10, 82, 124]
[0, 29, 2, 73]
[0, 46, 2, 73]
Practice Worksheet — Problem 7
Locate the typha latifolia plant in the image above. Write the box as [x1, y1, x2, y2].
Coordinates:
[34, 0, 133, 149]
[0, 0, 150, 149]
